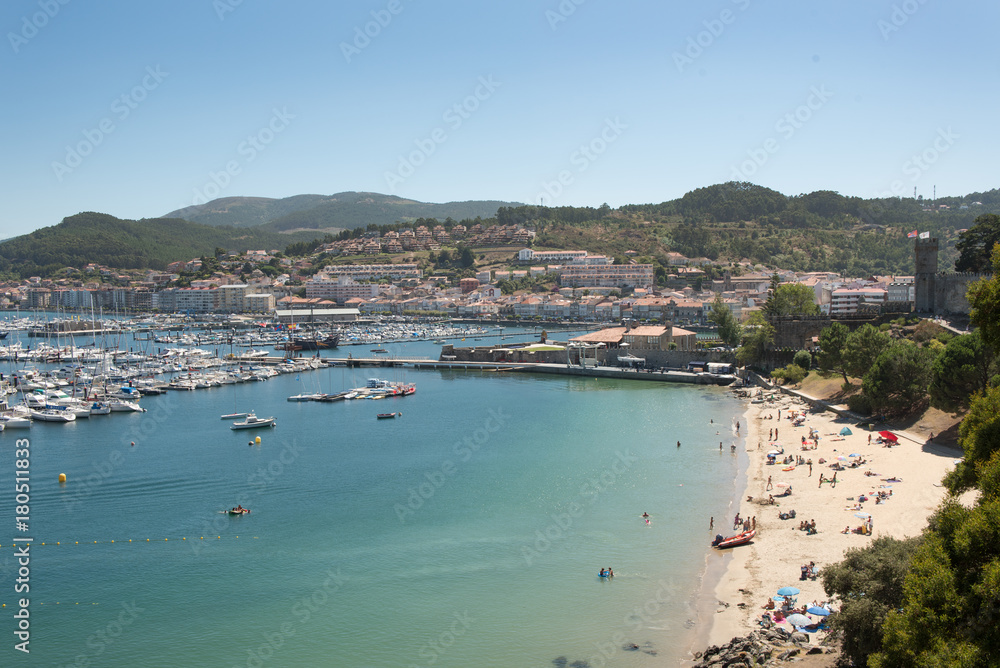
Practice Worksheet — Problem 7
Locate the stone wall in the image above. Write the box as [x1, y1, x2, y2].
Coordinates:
[440, 343, 730, 368]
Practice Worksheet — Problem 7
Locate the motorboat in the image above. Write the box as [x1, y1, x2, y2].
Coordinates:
[712, 529, 756, 549]
[377, 412, 400, 419]
[108, 399, 146, 413]
[89, 402, 111, 416]
[0, 414, 31, 428]
[230, 413, 276, 430]
[287, 393, 324, 402]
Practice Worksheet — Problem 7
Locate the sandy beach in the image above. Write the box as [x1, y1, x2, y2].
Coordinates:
[689, 388, 962, 659]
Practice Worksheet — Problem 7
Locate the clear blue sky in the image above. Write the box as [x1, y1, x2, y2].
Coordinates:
[1, 0, 997, 238]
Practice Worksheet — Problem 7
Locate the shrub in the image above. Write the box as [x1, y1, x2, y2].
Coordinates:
[848, 393, 873, 415]
[793, 349, 812, 370]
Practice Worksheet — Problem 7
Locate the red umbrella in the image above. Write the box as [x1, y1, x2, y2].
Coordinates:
[878, 430, 898, 442]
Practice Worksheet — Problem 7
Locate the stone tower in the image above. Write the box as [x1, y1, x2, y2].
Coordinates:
[914, 237, 939, 312]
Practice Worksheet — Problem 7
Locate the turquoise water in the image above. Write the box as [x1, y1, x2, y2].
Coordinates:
[1, 340, 744, 667]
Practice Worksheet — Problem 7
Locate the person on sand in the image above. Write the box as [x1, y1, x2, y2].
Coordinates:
[775, 428, 779, 440]
[709, 517, 714, 531]
[766, 475, 773, 491]
[768, 494, 775, 505]
[808, 461, 813, 477]
[751, 516, 756, 530]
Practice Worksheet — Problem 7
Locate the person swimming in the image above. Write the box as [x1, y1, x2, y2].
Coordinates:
[599, 568, 608, 577]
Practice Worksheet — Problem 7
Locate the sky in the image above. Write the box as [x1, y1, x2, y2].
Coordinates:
[1, 0, 997, 239]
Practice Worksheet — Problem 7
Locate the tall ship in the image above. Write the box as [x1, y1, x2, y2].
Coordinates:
[280, 332, 340, 352]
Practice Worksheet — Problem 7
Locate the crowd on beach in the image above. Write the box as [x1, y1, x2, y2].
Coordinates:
[695, 387, 958, 655]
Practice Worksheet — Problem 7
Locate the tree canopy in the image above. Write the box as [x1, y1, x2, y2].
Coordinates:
[955, 213, 1000, 273]
[817, 322, 851, 383]
[929, 331, 997, 413]
[843, 324, 893, 379]
[861, 340, 936, 415]
[708, 294, 742, 348]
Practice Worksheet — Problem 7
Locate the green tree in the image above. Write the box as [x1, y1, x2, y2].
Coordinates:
[735, 311, 774, 367]
[708, 294, 742, 348]
[817, 322, 851, 383]
[823, 536, 923, 668]
[955, 213, 1000, 273]
[967, 245, 1000, 352]
[929, 331, 997, 413]
[459, 246, 475, 268]
[843, 324, 893, 379]
[765, 283, 820, 316]
[861, 340, 935, 415]
[793, 349, 812, 371]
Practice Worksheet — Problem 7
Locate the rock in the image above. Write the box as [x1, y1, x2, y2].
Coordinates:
[777, 648, 800, 660]
[552, 657, 567, 668]
[790, 631, 809, 644]
[807, 646, 824, 654]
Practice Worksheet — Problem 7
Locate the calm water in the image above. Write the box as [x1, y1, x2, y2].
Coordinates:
[1, 337, 744, 667]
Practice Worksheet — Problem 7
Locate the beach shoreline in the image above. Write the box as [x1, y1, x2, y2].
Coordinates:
[683, 388, 963, 663]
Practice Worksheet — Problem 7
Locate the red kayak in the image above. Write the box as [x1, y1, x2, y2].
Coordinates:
[712, 529, 755, 549]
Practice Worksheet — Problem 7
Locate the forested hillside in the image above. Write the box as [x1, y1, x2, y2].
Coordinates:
[0, 212, 321, 277]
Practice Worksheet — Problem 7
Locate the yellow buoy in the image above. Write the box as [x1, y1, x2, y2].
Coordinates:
[58, 473, 67, 483]
[255, 436, 261, 444]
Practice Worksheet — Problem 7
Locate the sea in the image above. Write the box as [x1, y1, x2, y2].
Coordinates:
[0, 329, 746, 667]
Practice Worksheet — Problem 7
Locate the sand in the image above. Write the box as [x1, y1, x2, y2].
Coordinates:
[689, 389, 963, 657]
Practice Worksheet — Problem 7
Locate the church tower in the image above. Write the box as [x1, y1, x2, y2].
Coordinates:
[914, 237, 938, 313]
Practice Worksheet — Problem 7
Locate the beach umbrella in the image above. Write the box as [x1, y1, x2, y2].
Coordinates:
[837, 456, 848, 461]
[768, 449, 782, 455]
[855, 512, 871, 519]
[839, 427, 852, 435]
[775, 482, 790, 488]
[786, 613, 812, 627]
[776, 586, 800, 596]
[878, 430, 898, 442]
[807, 606, 831, 616]
[849, 453, 860, 457]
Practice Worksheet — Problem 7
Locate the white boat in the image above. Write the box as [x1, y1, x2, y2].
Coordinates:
[0, 414, 31, 428]
[231, 413, 276, 430]
[108, 399, 146, 413]
[221, 412, 249, 420]
[287, 393, 324, 402]
[30, 408, 76, 422]
[89, 402, 111, 416]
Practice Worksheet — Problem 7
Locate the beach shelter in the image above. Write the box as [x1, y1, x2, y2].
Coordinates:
[878, 431, 898, 442]
[839, 427, 852, 436]
[807, 606, 831, 616]
[786, 613, 812, 627]
[776, 586, 800, 597]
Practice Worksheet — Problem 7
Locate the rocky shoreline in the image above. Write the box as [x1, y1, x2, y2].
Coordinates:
[692, 627, 837, 666]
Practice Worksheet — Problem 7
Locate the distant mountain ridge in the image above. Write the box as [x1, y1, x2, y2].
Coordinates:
[163, 192, 523, 232]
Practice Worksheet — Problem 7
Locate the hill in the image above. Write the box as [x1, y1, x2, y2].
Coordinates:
[498, 183, 1000, 276]
[0, 212, 324, 277]
[163, 192, 523, 232]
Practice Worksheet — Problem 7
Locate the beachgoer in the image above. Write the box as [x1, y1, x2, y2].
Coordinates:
[769, 428, 773, 441]
[642, 512, 649, 518]
[768, 494, 774, 504]
[868, 434, 871, 445]
[709, 517, 714, 530]
[775, 428, 779, 440]
[731, 444, 736, 453]
[818, 473, 825, 487]
[608, 567, 614, 578]
[720, 442, 723, 451]
[677, 440, 681, 448]
[599, 568, 607, 577]
[751, 516, 756, 530]
[766, 476, 773, 491]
